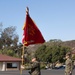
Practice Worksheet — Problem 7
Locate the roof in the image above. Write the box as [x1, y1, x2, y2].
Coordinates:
[0, 54, 21, 62]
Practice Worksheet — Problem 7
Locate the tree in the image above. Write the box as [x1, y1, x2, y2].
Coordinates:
[1, 26, 19, 47]
[35, 43, 71, 63]
[0, 23, 3, 48]
[0, 22, 3, 34]
[0, 26, 19, 57]
[35, 45, 47, 61]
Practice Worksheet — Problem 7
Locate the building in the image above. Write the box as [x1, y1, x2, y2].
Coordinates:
[0, 54, 21, 71]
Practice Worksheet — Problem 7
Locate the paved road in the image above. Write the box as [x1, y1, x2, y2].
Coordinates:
[0, 69, 75, 75]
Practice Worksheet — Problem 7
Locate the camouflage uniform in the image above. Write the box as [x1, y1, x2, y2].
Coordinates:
[65, 53, 73, 75]
[29, 60, 41, 75]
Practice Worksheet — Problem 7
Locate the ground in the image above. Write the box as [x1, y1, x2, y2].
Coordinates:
[0, 69, 75, 75]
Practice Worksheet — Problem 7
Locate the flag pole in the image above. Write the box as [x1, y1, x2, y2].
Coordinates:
[20, 7, 29, 75]
[22, 45, 24, 65]
[26, 6, 29, 15]
[20, 45, 24, 75]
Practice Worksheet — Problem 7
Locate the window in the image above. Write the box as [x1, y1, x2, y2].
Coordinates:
[7, 63, 17, 68]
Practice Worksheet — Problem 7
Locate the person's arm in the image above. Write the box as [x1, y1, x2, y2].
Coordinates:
[70, 60, 73, 73]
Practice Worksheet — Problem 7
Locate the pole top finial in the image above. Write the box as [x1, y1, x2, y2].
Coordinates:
[26, 7, 29, 15]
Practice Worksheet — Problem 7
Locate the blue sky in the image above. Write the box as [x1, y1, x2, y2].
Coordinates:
[0, 0, 75, 43]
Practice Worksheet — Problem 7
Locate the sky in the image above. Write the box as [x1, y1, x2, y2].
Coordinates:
[0, 0, 75, 43]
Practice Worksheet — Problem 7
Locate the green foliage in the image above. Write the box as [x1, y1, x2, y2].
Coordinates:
[35, 45, 46, 61]
[0, 24, 21, 57]
[35, 43, 71, 63]
[0, 48, 19, 57]
[6, 50, 15, 56]
[40, 62, 46, 69]
[1, 26, 19, 47]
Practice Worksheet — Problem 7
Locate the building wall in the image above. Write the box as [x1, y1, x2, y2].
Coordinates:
[6, 62, 21, 71]
[0, 61, 21, 71]
[0, 62, 3, 71]
[2, 62, 6, 71]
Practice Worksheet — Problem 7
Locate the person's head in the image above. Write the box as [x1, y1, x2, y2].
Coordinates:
[31, 55, 37, 62]
[31, 57, 36, 62]
[65, 52, 71, 59]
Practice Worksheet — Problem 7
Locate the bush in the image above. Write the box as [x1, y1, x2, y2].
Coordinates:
[40, 62, 46, 69]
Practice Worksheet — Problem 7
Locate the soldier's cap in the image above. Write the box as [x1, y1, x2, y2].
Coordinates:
[31, 55, 37, 59]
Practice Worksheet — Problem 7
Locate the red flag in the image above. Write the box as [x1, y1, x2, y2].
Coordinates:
[22, 8, 45, 46]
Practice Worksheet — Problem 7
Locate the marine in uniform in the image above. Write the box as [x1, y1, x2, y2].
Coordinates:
[29, 56, 41, 75]
[65, 52, 73, 75]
